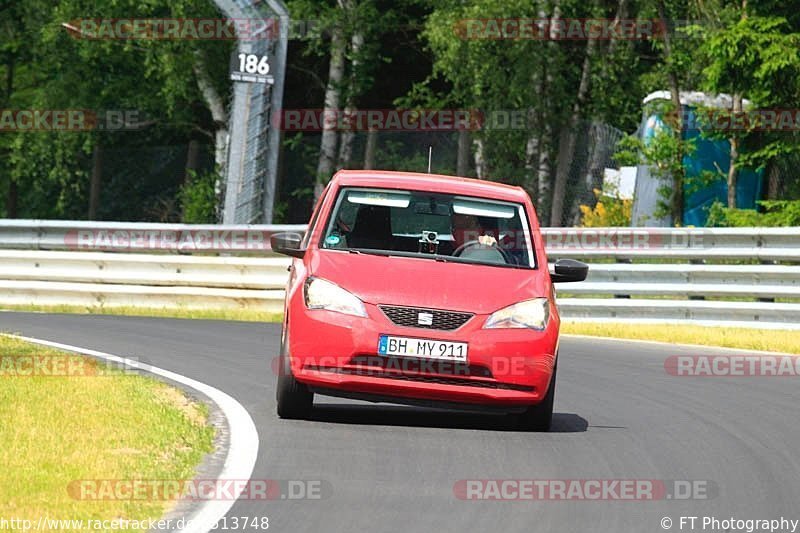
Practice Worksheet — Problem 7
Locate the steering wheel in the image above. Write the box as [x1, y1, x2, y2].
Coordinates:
[452, 239, 512, 264]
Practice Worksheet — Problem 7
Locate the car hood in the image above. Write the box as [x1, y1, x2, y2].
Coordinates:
[309, 250, 548, 314]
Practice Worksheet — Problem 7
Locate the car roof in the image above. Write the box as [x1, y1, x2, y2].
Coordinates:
[330, 170, 529, 203]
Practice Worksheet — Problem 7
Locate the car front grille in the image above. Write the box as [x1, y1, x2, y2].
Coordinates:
[379, 305, 473, 331]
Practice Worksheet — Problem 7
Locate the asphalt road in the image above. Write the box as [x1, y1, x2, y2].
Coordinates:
[3, 312, 799, 533]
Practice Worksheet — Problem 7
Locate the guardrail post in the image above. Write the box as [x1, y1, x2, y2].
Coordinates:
[613, 257, 631, 299]
[688, 259, 706, 301]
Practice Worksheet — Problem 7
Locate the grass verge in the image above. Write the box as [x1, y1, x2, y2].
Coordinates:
[561, 322, 800, 354]
[0, 335, 215, 531]
[0, 304, 281, 323]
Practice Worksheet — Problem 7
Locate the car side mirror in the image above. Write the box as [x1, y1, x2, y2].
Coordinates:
[270, 232, 305, 258]
[550, 258, 588, 283]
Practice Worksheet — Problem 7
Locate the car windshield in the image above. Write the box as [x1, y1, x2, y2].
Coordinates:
[321, 187, 535, 268]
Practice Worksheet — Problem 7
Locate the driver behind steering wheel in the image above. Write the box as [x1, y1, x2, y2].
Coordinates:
[451, 213, 497, 249]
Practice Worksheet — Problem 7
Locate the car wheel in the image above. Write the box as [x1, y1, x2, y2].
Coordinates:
[276, 358, 313, 419]
[517, 362, 556, 432]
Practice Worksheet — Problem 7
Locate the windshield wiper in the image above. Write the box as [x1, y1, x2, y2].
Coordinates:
[343, 248, 528, 268]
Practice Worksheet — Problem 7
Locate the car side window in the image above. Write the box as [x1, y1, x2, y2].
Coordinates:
[302, 184, 331, 248]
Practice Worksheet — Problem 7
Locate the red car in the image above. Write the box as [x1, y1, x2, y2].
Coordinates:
[271, 170, 587, 431]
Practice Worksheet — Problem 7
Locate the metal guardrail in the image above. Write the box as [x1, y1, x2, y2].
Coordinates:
[541, 227, 800, 261]
[0, 219, 306, 252]
[0, 220, 798, 329]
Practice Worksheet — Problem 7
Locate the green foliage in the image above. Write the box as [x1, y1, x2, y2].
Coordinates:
[0, 0, 226, 220]
[688, 15, 800, 107]
[685, 12, 800, 173]
[179, 170, 218, 224]
[615, 125, 695, 220]
[706, 200, 800, 227]
[578, 179, 632, 227]
[4, 0, 800, 224]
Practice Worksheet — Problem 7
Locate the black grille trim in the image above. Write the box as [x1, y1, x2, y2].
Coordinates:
[307, 366, 534, 392]
[379, 305, 473, 331]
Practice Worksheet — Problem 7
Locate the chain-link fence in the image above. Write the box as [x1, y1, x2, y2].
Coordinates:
[278, 121, 626, 226]
[219, 0, 288, 225]
[92, 143, 215, 222]
[562, 121, 626, 226]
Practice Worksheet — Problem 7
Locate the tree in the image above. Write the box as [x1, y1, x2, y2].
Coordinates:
[1, 0, 231, 220]
[689, 6, 800, 208]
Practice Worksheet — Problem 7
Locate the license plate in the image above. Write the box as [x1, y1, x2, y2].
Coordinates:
[378, 335, 468, 362]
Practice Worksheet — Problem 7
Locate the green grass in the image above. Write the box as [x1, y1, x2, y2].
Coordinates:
[0, 304, 282, 323]
[562, 322, 800, 354]
[0, 335, 215, 531]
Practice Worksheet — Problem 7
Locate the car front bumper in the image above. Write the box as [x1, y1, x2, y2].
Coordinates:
[285, 301, 559, 408]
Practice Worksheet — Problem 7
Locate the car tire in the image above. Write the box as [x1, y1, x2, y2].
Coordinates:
[276, 359, 314, 419]
[517, 362, 557, 432]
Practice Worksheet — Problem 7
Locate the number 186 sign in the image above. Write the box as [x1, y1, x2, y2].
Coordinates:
[230, 52, 274, 84]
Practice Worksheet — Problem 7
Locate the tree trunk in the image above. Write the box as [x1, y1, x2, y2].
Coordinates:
[185, 139, 200, 184]
[364, 128, 378, 169]
[194, 49, 228, 221]
[535, 2, 560, 225]
[550, 37, 595, 226]
[765, 161, 780, 200]
[338, 129, 354, 168]
[183, 140, 200, 219]
[727, 94, 742, 208]
[576, 0, 628, 223]
[457, 129, 470, 176]
[524, 108, 540, 198]
[338, 30, 364, 169]
[536, 135, 552, 226]
[88, 144, 103, 220]
[315, 23, 347, 200]
[657, 0, 684, 224]
[473, 138, 486, 178]
[193, 51, 228, 172]
[3, 55, 16, 218]
[6, 180, 17, 218]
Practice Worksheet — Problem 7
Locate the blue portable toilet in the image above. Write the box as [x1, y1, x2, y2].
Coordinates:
[631, 91, 764, 226]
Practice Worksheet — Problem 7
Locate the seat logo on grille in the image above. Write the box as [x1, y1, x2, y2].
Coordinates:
[417, 312, 434, 326]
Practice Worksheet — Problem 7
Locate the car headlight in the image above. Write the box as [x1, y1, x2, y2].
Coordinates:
[304, 277, 367, 317]
[483, 298, 550, 330]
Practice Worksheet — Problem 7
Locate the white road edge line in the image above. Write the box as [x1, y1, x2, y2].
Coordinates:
[9, 334, 259, 533]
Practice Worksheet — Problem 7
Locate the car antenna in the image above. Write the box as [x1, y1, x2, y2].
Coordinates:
[427, 146, 432, 173]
